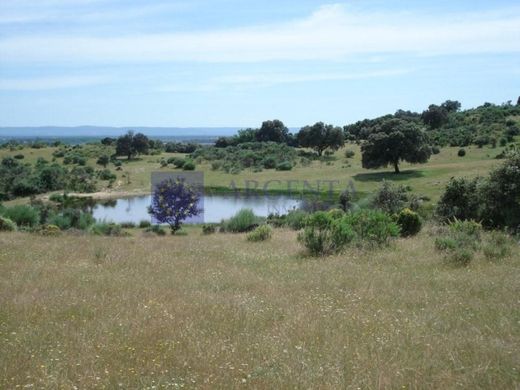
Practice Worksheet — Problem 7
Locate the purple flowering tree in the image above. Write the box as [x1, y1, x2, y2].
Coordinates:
[148, 178, 201, 234]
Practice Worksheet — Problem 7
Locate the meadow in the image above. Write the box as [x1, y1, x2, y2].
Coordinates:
[1, 226, 519, 388]
[0, 142, 504, 205]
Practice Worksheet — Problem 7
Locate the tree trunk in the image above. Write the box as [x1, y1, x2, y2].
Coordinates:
[393, 161, 400, 174]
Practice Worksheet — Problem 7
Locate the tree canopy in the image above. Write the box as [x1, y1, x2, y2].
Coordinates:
[148, 178, 201, 234]
[297, 122, 345, 156]
[361, 118, 432, 174]
[115, 131, 150, 160]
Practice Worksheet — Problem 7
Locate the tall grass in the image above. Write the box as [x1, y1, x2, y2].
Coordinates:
[0, 227, 518, 388]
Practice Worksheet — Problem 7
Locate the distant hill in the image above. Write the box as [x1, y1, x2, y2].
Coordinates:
[0, 126, 241, 137]
[0, 126, 242, 145]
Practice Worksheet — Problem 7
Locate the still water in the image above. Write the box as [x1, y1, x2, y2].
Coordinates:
[92, 194, 302, 224]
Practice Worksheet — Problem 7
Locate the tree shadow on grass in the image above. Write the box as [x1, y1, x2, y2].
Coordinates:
[353, 169, 425, 183]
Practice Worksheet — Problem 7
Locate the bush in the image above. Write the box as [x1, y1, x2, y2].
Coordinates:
[262, 157, 277, 169]
[14, 154, 24, 160]
[138, 220, 151, 228]
[431, 146, 441, 154]
[397, 208, 422, 237]
[183, 160, 196, 170]
[90, 222, 125, 236]
[458, 148, 466, 157]
[223, 209, 262, 233]
[97, 169, 116, 181]
[482, 231, 512, 260]
[202, 224, 217, 235]
[3, 205, 39, 227]
[145, 225, 166, 236]
[285, 210, 307, 230]
[0, 216, 17, 231]
[247, 224, 273, 242]
[172, 158, 186, 168]
[434, 220, 482, 266]
[343, 209, 400, 247]
[40, 224, 61, 236]
[371, 181, 409, 214]
[121, 221, 136, 228]
[276, 161, 293, 171]
[344, 149, 355, 158]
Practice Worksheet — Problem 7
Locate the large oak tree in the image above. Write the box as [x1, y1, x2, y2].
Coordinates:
[361, 119, 431, 174]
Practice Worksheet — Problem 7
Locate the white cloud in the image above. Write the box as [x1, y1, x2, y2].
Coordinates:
[0, 75, 109, 91]
[0, 4, 519, 63]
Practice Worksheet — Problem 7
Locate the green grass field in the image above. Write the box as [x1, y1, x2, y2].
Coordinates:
[0, 143, 505, 205]
[1, 226, 519, 388]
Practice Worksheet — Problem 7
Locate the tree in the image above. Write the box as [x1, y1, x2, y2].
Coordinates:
[96, 155, 110, 168]
[101, 137, 115, 146]
[441, 100, 461, 113]
[115, 131, 150, 160]
[421, 105, 449, 129]
[256, 120, 289, 143]
[148, 178, 201, 234]
[361, 119, 432, 174]
[297, 122, 345, 156]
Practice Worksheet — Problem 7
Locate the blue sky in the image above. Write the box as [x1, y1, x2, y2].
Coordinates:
[0, 0, 519, 128]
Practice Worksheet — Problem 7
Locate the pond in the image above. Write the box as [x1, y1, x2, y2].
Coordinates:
[92, 194, 303, 224]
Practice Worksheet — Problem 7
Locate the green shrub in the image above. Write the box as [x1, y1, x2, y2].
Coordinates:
[431, 146, 441, 154]
[344, 149, 355, 158]
[343, 209, 400, 247]
[0, 216, 17, 232]
[223, 209, 263, 233]
[40, 224, 61, 236]
[121, 221, 136, 228]
[138, 220, 152, 228]
[3, 205, 39, 227]
[145, 225, 166, 236]
[90, 222, 125, 236]
[458, 148, 466, 157]
[434, 220, 482, 266]
[276, 161, 293, 171]
[371, 181, 409, 214]
[247, 224, 273, 242]
[201, 224, 217, 235]
[285, 210, 307, 230]
[482, 231, 512, 260]
[172, 158, 185, 168]
[298, 211, 354, 256]
[14, 154, 24, 160]
[397, 208, 422, 237]
[262, 157, 277, 169]
[183, 160, 196, 170]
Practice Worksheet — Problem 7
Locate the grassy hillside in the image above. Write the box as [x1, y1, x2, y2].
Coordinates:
[1, 227, 519, 388]
[0, 142, 505, 205]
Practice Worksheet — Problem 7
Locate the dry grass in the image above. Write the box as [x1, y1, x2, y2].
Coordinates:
[1, 228, 519, 388]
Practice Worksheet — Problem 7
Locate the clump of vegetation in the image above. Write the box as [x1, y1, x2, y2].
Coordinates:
[396, 208, 422, 237]
[437, 151, 520, 230]
[182, 160, 196, 171]
[344, 149, 355, 159]
[193, 142, 297, 173]
[2, 205, 39, 228]
[120, 221, 136, 228]
[482, 231, 513, 261]
[222, 209, 263, 233]
[276, 161, 293, 171]
[39, 224, 61, 236]
[0, 216, 17, 231]
[138, 220, 152, 228]
[458, 148, 466, 157]
[247, 224, 273, 242]
[435, 220, 482, 266]
[201, 224, 217, 235]
[298, 209, 399, 256]
[148, 178, 201, 234]
[370, 181, 419, 214]
[145, 225, 167, 236]
[89, 222, 125, 236]
[285, 210, 307, 230]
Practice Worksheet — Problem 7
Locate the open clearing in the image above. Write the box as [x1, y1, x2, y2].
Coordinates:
[1, 227, 519, 388]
